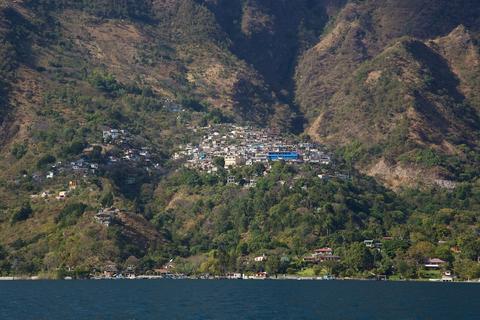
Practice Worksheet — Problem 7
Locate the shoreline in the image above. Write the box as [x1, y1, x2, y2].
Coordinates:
[1, 276, 480, 284]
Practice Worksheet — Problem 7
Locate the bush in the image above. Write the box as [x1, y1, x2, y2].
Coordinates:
[36, 154, 56, 169]
[26, 0, 152, 20]
[61, 140, 86, 157]
[89, 145, 104, 163]
[180, 97, 206, 112]
[11, 143, 28, 159]
[11, 203, 33, 223]
[55, 203, 88, 227]
[88, 70, 124, 96]
[101, 192, 114, 207]
[0, 244, 7, 260]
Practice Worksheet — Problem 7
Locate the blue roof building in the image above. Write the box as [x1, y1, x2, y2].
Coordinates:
[267, 152, 300, 161]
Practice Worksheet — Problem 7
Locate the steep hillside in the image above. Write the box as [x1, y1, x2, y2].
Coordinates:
[297, 0, 480, 118]
[296, 0, 480, 187]
[0, 0, 294, 184]
[202, 0, 343, 93]
[199, 0, 347, 131]
[433, 25, 480, 111]
[8, 0, 292, 127]
[0, 4, 33, 142]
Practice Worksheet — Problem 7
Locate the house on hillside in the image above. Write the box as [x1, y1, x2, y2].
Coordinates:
[224, 155, 244, 168]
[103, 264, 118, 278]
[103, 129, 125, 143]
[68, 180, 78, 190]
[425, 258, 446, 269]
[441, 271, 455, 282]
[254, 271, 268, 279]
[94, 207, 120, 226]
[153, 268, 171, 277]
[254, 254, 267, 262]
[153, 259, 176, 276]
[304, 247, 340, 263]
[56, 191, 67, 200]
[364, 240, 382, 249]
[364, 240, 374, 248]
[267, 151, 300, 162]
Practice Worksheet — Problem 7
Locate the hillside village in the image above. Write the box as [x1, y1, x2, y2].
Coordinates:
[173, 124, 333, 172]
[22, 123, 346, 203]
[24, 128, 163, 201]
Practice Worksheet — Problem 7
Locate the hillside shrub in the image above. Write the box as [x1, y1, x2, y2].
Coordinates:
[36, 154, 56, 169]
[55, 203, 87, 227]
[11, 203, 33, 223]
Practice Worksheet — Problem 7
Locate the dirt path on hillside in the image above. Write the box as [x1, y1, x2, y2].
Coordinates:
[307, 113, 324, 142]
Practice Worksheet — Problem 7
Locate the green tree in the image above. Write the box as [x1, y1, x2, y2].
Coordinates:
[213, 157, 225, 169]
[344, 243, 374, 273]
[36, 154, 56, 169]
[88, 70, 123, 95]
[11, 143, 27, 159]
[395, 257, 417, 279]
[407, 241, 434, 264]
[265, 256, 281, 275]
[454, 258, 480, 280]
[101, 192, 114, 207]
[90, 145, 103, 162]
[55, 203, 88, 227]
[460, 237, 480, 260]
[11, 202, 33, 223]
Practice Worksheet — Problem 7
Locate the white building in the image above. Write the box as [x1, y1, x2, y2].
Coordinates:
[56, 191, 67, 200]
[254, 254, 267, 262]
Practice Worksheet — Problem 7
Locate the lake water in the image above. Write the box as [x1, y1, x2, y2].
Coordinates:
[0, 280, 479, 319]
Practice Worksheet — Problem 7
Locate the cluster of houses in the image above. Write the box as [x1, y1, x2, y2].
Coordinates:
[173, 124, 332, 172]
[25, 159, 99, 185]
[24, 155, 99, 190]
[102, 129, 127, 144]
[30, 180, 78, 201]
[434, 179, 457, 190]
[92, 263, 139, 280]
[162, 98, 185, 113]
[88, 252, 330, 280]
[363, 239, 382, 250]
[25, 128, 163, 199]
[102, 128, 161, 171]
[40, 127, 161, 182]
[92, 255, 272, 280]
[94, 207, 120, 227]
[72, 248, 465, 281]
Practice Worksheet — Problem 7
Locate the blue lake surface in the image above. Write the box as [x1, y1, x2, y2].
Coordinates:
[0, 280, 479, 319]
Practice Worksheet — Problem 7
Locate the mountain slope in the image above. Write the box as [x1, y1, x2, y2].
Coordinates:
[296, 0, 480, 187]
